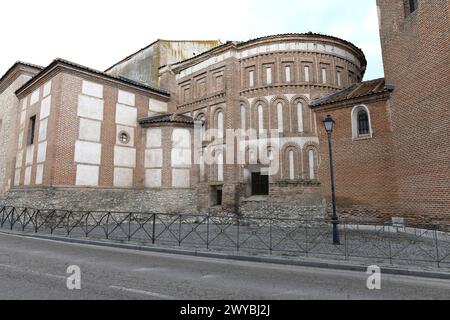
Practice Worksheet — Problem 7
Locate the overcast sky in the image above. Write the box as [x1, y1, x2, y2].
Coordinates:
[0, 0, 384, 80]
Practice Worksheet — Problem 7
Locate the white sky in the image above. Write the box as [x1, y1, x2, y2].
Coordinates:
[0, 0, 384, 80]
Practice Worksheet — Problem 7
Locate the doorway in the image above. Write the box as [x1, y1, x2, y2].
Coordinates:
[251, 172, 269, 195]
[210, 186, 223, 206]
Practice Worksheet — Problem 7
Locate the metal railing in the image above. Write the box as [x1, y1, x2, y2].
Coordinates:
[0, 205, 449, 269]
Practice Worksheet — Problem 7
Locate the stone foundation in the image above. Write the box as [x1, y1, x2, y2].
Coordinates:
[1, 187, 197, 213]
[239, 198, 325, 219]
[269, 180, 323, 205]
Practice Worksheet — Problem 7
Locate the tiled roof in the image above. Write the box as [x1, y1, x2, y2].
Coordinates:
[138, 113, 194, 125]
[0, 61, 43, 94]
[0, 61, 43, 81]
[310, 78, 393, 107]
[168, 32, 367, 69]
[239, 32, 365, 55]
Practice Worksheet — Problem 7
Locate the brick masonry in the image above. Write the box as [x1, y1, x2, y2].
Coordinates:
[312, 0, 449, 224]
[377, 0, 450, 224]
[0, 4, 448, 224]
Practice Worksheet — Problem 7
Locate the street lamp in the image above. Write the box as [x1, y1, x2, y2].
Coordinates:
[323, 115, 340, 245]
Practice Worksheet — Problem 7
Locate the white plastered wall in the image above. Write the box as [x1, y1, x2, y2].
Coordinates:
[171, 128, 191, 188]
[75, 80, 104, 187]
[145, 128, 162, 188]
[114, 89, 136, 187]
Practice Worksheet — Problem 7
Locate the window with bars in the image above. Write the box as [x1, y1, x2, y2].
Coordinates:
[357, 110, 370, 135]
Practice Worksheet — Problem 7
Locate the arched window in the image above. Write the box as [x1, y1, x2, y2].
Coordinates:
[352, 105, 372, 139]
[358, 110, 370, 135]
[216, 110, 224, 139]
[277, 102, 283, 133]
[217, 151, 224, 182]
[197, 114, 206, 142]
[297, 101, 304, 132]
[249, 149, 257, 165]
[308, 149, 316, 180]
[268, 149, 274, 162]
[258, 104, 264, 134]
[240, 105, 246, 130]
[288, 150, 295, 180]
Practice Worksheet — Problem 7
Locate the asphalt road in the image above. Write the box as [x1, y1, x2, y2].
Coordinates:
[0, 232, 448, 300]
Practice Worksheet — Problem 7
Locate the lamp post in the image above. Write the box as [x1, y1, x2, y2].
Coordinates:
[323, 115, 340, 245]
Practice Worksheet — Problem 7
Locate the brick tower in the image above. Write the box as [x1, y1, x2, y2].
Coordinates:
[377, 0, 450, 222]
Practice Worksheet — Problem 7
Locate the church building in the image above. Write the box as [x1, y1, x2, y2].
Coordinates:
[0, 0, 448, 224]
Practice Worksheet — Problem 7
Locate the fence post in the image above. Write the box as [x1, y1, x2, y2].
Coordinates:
[434, 225, 440, 269]
[206, 215, 210, 250]
[105, 213, 110, 239]
[152, 213, 156, 245]
[0, 207, 4, 228]
[344, 220, 348, 261]
[305, 218, 309, 257]
[236, 216, 240, 252]
[10, 208, 14, 230]
[34, 210, 39, 233]
[269, 218, 273, 255]
[85, 213, 89, 237]
[128, 214, 132, 241]
[66, 211, 71, 236]
[178, 215, 182, 246]
[388, 223, 393, 265]
[50, 210, 55, 235]
[21, 208, 26, 232]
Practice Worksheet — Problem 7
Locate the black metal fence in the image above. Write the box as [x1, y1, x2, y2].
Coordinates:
[1, 205, 449, 269]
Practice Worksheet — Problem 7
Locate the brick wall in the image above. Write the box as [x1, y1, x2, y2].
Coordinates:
[314, 96, 398, 222]
[377, 0, 450, 223]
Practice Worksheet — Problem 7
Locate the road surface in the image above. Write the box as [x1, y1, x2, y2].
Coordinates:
[0, 232, 448, 300]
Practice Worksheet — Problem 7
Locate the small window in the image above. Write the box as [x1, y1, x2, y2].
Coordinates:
[183, 87, 190, 101]
[297, 102, 304, 132]
[27, 116, 36, 145]
[309, 149, 316, 180]
[288, 150, 295, 180]
[266, 67, 272, 84]
[240, 105, 246, 130]
[197, 115, 207, 141]
[321, 68, 328, 84]
[285, 66, 291, 82]
[249, 70, 255, 87]
[217, 151, 224, 182]
[304, 66, 310, 82]
[216, 111, 224, 139]
[352, 106, 372, 139]
[258, 104, 264, 134]
[118, 131, 130, 144]
[409, 0, 418, 13]
[336, 71, 342, 87]
[277, 102, 283, 133]
[358, 110, 370, 135]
